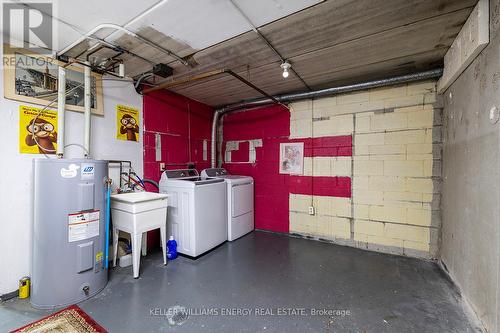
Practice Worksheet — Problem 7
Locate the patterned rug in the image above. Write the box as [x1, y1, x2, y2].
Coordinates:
[11, 305, 107, 333]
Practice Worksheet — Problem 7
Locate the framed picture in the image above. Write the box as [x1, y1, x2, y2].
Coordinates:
[3, 44, 104, 115]
[279, 142, 304, 175]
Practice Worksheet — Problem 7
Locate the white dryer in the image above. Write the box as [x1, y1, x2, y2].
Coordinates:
[159, 169, 227, 257]
[201, 168, 254, 241]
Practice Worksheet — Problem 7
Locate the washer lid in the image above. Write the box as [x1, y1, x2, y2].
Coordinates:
[201, 168, 227, 178]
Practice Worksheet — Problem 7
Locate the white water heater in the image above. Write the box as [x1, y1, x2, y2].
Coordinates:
[31, 158, 108, 309]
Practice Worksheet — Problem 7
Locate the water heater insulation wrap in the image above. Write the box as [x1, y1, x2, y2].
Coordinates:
[31, 159, 108, 309]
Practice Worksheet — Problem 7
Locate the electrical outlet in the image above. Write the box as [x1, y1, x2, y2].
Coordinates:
[308, 206, 315, 215]
[159, 163, 165, 172]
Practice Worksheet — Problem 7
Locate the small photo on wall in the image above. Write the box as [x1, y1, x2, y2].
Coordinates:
[116, 104, 140, 142]
[279, 142, 304, 175]
[19, 105, 58, 154]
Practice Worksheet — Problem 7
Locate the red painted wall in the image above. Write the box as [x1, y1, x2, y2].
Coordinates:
[222, 105, 352, 233]
[143, 90, 213, 247]
[223, 105, 291, 233]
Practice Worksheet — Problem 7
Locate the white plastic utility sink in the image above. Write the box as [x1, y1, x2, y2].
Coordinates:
[110, 192, 169, 212]
[110, 192, 169, 278]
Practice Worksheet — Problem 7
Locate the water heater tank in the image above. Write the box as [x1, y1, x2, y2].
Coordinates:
[31, 159, 108, 309]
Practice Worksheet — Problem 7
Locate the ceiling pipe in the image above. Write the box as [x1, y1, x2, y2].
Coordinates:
[210, 68, 443, 167]
[56, 66, 66, 157]
[83, 61, 92, 157]
[58, 23, 189, 66]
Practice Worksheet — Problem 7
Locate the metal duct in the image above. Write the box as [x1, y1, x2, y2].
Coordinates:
[210, 68, 443, 167]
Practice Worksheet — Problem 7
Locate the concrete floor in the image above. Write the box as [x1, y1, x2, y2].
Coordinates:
[1, 231, 480, 332]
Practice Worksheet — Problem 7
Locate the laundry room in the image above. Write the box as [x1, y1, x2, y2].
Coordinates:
[0, 0, 499, 332]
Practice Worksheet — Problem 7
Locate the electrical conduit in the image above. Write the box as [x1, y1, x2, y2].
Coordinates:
[104, 182, 111, 269]
[84, 61, 91, 157]
[56, 66, 66, 157]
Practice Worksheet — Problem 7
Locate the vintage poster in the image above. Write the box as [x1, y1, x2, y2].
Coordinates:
[279, 142, 304, 175]
[19, 105, 58, 154]
[116, 104, 140, 142]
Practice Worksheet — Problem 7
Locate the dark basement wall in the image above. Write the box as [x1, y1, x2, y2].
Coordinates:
[441, 0, 500, 331]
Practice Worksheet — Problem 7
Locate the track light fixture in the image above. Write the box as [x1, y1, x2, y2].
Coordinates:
[281, 61, 291, 78]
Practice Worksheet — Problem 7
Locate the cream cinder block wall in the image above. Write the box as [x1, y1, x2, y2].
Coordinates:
[289, 80, 442, 259]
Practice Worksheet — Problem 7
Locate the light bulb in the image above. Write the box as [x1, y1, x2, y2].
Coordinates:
[280, 61, 291, 79]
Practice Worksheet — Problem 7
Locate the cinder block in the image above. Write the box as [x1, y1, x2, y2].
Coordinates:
[355, 145, 369, 156]
[353, 204, 370, 219]
[352, 189, 384, 205]
[313, 195, 331, 215]
[404, 240, 430, 252]
[406, 208, 432, 226]
[369, 154, 407, 161]
[407, 154, 433, 161]
[384, 129, 426, 144]
[384, 160, 424, 177]
[371, 112, 408, 130]
[406, 80, 436, 96]
[369, 205, 406, 223]
[424, 92, 437, 105]
[290, 119, 312, 138]
[407, 110, 433, 128]
[332, 217, 351, 239]
[303, 158, 313, 176]
[369, 144, 406, 155]
[384, 191, 423, 203]
[384, 95, 425, 109]
[313, 96, 337, 116]
[290, 100, 312, 113]
[354, 160, 384, 175]
[331, 197, 352, 218]
[368, 176, 406, 192]
[313, 114, 354, 137]
[355, 133, 385, 146]
[311, 157, 331, 176]
[355, 219, 384, 236]
[315, 215, 333, 238]
[394, 105, 428, 113]
[354, 232, 368, 242]
[289, 212, 310, 234]
[337, 91, 370, 105]
[369, 84, 407, 101]
[384, 223, 430, 243]
[332, 157, 352, 176]
[355, 115, 371, 132]
[289, 194, 312, 213]
[423, 160, 433, 177]
[407, 143, 432, 154]
[422, 193, 434, 203]
[353, 176, 369, 189]
[291, 109, 312, 121]
[316, 100, 385, 118]
[367, 235, 404, 248]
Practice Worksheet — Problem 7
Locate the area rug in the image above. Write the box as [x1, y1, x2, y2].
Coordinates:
[11, 305, 107, 333]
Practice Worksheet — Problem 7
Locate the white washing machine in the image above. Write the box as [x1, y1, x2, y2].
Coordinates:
[201, 168, 254, 241]
[159, 169, 227, 257]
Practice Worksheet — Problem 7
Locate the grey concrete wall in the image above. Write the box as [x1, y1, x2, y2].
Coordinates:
[441, 0, 500, 331]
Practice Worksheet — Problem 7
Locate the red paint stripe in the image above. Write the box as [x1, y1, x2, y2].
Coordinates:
[291, 135, 352, 157]
[289, 176, 352, 197]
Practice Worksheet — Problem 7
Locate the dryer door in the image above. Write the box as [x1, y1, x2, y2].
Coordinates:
[232, 182, 254, 217]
